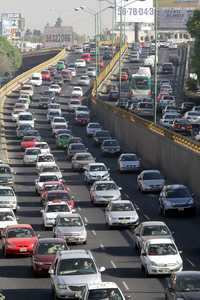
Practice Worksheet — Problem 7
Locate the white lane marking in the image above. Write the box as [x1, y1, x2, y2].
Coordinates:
[92, 230, 96, 236]
[84, 217, 88, 224]
[144, 214, 150, 220]
[122, 281, 129, 291]
[110, 260, 117, 269]
[100, 243, 105, 250]
[185, 257, 196, 267]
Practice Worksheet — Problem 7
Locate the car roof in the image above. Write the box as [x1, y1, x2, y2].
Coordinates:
[46, 200, 69, 205]
[165, 184, 187, 189]
[141, 221, 168, 227]
[175, 271, 200, 278]
[57, 212, 81, 218]
[6, 224, 32, 229]
[37, 237, 65, 243]
[89, 163, 105, 166]
[142, 170, 160, 174]
[57, 249, 92, 259]
[147, 238, 174, 244]
[0, 208, 14, 212]
[94, 180, 115, 184]
[0, 186, 13, 190]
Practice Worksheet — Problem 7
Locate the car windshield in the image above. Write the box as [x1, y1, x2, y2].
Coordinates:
[57, 258, 96, 275]
[0, 188, 14, 196]
[71, 144, 85, 150]
[38, 156, 54, 162]
[44, 184, 64, 191]
[90, 165, 106, 172]
[88, 288, 123, 300]
[176, 275, 200, 292]
[76, 154, 92, 161]
[0, 167, 11, 174]
[46, 205, 70, 213]
[143, 172, 162, 180]
[89, 124, 100, 128]
[96, 131, 109, 137]
[104, 140, 118, 146]
[26, 149, 40, 155]
[121, 154, 137, 161]
[47, 192, 70, 201]
[111, 203, 133, 211]
[41, 166, 59, 173]
[39, 175, 58, 182]
[0, 212, 15, 221]
[96, 183, 117, 191]
[7, 228, 34, 238]
[142, 225, 170, 236]
[19, 115, 32, 120]
[37, 143, 48, 149]
[37, 242, 65, 255]
[166, 188, 191, 198]
[147, 243, 177, 256]
[57, 216, 83, 227]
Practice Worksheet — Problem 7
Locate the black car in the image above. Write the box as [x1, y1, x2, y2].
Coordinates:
[178, 102, 195, 114]
[38, 96, 50, 109]
[93, 130, 111, 145]
[42, 90, 56, 102]
[108, 90, 119, 102]
[54, 74, 63, 86]
[165, 271, 200, 299]
[161, 63, 174, 75]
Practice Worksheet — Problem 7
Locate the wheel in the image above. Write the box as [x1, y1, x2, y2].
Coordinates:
[83, 240, 87, 245]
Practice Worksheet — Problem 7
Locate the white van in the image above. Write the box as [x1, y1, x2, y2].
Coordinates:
[137, 67, 151, 78]
[30, 72, 42, 86]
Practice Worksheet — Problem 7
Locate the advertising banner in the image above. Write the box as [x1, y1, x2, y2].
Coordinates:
[158, 8, 194, 29]
[115, 0, 154, 23]
[156, 0, 200, 8]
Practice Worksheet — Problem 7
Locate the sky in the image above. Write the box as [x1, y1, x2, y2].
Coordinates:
[0, 0, 113, 36]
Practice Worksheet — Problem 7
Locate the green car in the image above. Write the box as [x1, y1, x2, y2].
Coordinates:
[56, 60, 65, 71]
[56, 134, 72, 149]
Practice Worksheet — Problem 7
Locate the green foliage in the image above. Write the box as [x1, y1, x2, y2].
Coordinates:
[0, 36, 22, 74]
[186, 78, 198, 91]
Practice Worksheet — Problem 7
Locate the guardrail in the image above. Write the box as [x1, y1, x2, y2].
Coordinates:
[0, 48, 66, 163]
[22, 47, 63, 57]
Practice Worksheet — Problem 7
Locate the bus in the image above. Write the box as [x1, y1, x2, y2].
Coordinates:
[130, 74, 151, 97]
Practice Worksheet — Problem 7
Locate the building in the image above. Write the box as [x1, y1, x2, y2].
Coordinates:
[43, 24, 74, 48]
[0, 13, 25, 41]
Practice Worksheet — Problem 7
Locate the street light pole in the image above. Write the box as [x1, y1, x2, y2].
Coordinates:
[154, 0, 158, 124]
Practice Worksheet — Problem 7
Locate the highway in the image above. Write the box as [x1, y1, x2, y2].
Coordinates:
[1, 51, 200, 300]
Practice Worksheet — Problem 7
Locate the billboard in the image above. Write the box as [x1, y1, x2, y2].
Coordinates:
[158, 8, 194, 29]
[156, 0, 200, 8]
[115, 0, 154, 23]
[43, 26, 73, 48]
[1, 13, 24, 39]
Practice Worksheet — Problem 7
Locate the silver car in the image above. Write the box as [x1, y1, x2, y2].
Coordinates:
[53, 213, 87, 244]
[137, 170, 165, 192]
[90, 181, 121, 205]
[105, 200, 139, 228]
[67, 143, 87, 160]
[49, 250, 105, 299]
[84, 163, 110, 184]
[134, 221, 173, 251]
[101, 139, 121, 155]
[118, 153, 141, 172]
[71, 152, 95, 171]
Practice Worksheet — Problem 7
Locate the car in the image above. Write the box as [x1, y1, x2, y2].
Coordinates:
[105, 200, 139, 228]
[35, 173, 62, 194]
[38, 165, 63, 180]
[48, 103, 61, 112]
[55, 129, 72, 138]
[161, 63, 174, 75]
[86, 122, 101, 136]
[16, 98, 30, 110]
[66, 137, 82, 149]
[75, 105, 90, 115]
[78, 75, 90, 86]
[101, 139, 121, 155]
[67, 143, 87, 160]
[93, 130, 111, 145]
[41, 70, 51, 81]
[52, 124, 68, 136]
[53, 213, 87, 244]
[67, 67, 76, 77]
[2, 224, 38, 256]
[23, 147, 41, 165]
[56, 134, 72, 149]
[87, 67, 96, 77]
[0, 208, 18, 235]
[20, 136, 37, 150]
[38, 96, 50, 109]
[160, 113, 181, 128]
[72, 152, 95, 171]
[134, 102, 154, 117]
[16, 124, 33, 138]
[40, 181, 70, 199]
[82, 282, 126, 300]
[75, 59, 86, 68]
[137, 170, 165, 193]
[32, 238, 68, 276]
[54, 74, 64, 86]
[20, 84, 34, 97]
[118, 153, 141, 172]
[184, 111, 200, 124]
[48, 84, 61, 95]
[84, 163, 110, 184]
[57, 61, 65, 71]
[43, 90, 56, 102]
[90, 180, 121, 205]
[49, 249, 105, 300]
[159, 184, 196, 216]
[140, 238, 183, 276]
[41, 200, 73, 228]
[62, 69, 72, 82]
[134, 221, 173, 251]
[36, 153, 56, 170]
[12, 104, 27, 121]
[35, 142, 50, 155]
[21, 129, 41, 141]
[47, 110, 62, 122]
[178, 101, 195, 114]
[41, 190, 75, 209]
[74, 112, 90, 125]
[17, 112, 35, 128]
[71, 86, 83, 97]
[172, 118, 192, 135]
[165, 271, 200, 300]
[0, 164, 15, 187]
[68, 99, 81, 112]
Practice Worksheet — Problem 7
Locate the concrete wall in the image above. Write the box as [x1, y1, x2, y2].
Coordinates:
[92, 101, 200, 197]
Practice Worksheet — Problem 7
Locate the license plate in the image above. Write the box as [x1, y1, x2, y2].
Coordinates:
[178, 208, 184, 211]
[19, 247, 27, 252]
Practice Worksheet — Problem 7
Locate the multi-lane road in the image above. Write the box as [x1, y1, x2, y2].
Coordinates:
[1, 51, 200, 300]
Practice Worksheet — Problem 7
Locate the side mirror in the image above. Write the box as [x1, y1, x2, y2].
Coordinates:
[40, 209, 44, 213]
[99, 266, 106, 273]
[48, 269, 54, 275]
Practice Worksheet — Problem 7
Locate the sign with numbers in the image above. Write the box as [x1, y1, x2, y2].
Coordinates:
[115, 0, 154, 23]
[158, 8, 194, 29]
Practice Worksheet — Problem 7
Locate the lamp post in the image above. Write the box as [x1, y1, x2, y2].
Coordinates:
[154, 0, 158, 124]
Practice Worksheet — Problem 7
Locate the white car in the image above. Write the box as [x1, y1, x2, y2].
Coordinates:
[23, 147, 41, 164]
[137, 170, 165, 192]
[52, 124, 68, 136]
[16, 98, 30, 110]
[17, 112, 35, 128]
[75, 59, 86, 68]
[118, 153, 141, 172]
[78, 75, 90, 86]
[87, 67, 96, 77]
[90, 181, 121, 205]
[140, 238, 183, 276]
[48, 103, 61, 112]
[160, 113, 180, 128]
[48, 84, 61, 95]
[47, 110, 62, 122]
[38, 165, 63, 180]
[41, 201, 72, 228]
[71, 86, 83, 97]
[0, 208, 18, 233]
[36, 153, 56, 170]
[184, 111, 200, 124]
[105, 200, 139, 228]
[51, 117, 68, 128]
[12, 104, 27, 121]
[35, 173, 61, 194]
[0, 186, 18, 210]
[68, 99, 81, 112]
[86, 122, 102, 136]
[75, 105, 90, 115]
[83, 282, 126, 300]
[20, 84, 34, 97]
[67, 67, 76, 77]
[84, 163, 110, 184]
[35, 142, 50, 154]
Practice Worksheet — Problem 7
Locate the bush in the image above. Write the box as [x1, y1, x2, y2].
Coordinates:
[186, 78, 198, 91]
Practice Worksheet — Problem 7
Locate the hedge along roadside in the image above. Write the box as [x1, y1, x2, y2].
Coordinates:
[0, 48, 66, 163]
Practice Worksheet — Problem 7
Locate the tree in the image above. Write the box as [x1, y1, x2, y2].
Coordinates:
[55, 17, 62, 27]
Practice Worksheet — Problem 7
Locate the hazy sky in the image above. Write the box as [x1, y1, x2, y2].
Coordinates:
[0, 0, 113, 35]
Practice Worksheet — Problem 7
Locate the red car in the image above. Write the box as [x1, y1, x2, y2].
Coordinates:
[32, 238, 68, 276]
[2, 224, 38, 257]
[41, 190, 76, 209]
[21, 136, 37, 149]
[121, 72, 129, 81]
[41, 70, 51, 81]
[40, 181, 70, 200]
[75, 114, 90, 125]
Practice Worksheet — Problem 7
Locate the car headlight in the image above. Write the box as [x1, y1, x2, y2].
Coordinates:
[187, 198, 194, 205]
[150, 261, 158, 266]
[57, 284, 68, 289]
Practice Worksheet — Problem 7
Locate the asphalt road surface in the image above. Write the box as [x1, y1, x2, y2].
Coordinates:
[1, 51, 200, 300]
